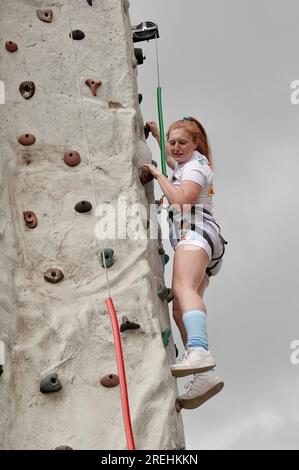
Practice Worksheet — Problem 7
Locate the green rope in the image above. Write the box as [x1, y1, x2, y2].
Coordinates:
[157, 87, 167, 176]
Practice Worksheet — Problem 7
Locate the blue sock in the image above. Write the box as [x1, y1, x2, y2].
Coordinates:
[183, 309, 208, 350]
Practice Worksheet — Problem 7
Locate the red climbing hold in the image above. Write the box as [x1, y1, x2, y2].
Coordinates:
[100, 374, 119, 388]
[18, 134, 36, 146]
[85, 79, 102, 96]
[5, 41, 18, 52]
[64, 151, 81, 167]
[23, 211, 37, 229]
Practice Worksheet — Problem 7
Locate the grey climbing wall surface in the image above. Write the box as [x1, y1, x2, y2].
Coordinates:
[0, 0, 185, 450]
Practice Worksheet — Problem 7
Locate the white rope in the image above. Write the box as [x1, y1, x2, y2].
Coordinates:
[66, 0, 111, 297]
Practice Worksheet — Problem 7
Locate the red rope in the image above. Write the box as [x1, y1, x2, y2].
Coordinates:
[105, 297, 136, 450]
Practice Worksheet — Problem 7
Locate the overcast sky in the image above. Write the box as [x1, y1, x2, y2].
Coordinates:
[130, 0, 299, 450]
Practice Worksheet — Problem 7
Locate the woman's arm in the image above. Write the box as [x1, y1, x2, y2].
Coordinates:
[146, 121, 176, 170]
[144, 164, 202, 209]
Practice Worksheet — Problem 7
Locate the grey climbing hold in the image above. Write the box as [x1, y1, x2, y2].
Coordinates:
[55, 445, 73, 450]
[19, 81, 35, 100]
[162, 254, 170, 265]
[74, 200, 92, 213]
[36, 9, 53, 23]
[158, 285, 174, 303]
[120, 315, 140, 332]
[40, 372, 62, 394]
[44, 268, 64, 284]
[134, 48, 145, 65]
[69, 30, 85, 40]
[100, 248, 114, 268]
[162, 328, 171, 347]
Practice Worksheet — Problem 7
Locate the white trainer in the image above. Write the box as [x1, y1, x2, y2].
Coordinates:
[177, 371, 224, 409]
[170, 348, 216, 377]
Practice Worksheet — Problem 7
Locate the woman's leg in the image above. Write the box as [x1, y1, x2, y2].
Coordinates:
[172, 245, 209, 317]
[173, 273, 210, 347]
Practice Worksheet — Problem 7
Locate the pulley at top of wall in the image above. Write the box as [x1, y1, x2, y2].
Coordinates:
[132, 21, 159, 43]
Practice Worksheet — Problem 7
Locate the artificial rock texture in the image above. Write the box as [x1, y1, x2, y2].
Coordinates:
[0, 0, 185, 450]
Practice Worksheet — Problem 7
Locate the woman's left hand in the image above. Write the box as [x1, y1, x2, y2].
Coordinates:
[143, 164, 162, 179]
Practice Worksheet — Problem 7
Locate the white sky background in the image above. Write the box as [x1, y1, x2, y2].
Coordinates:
[130, 0, 299, 450]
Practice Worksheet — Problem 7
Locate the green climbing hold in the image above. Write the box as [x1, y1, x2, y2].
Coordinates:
[162, 328, 171, 347]
[158, 285, 173, 303]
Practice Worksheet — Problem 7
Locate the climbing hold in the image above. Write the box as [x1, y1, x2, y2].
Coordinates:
[40, 372, 62, 394]
[152, 160, 158, 168]
[23, 211, 37, 229]
[138, 93, 143, 104]
[100, 248, 114, 268]
[155, 199, 161, 207]
[175, 398, 182, 413]
[120, 315, 140, 333]
[44, 268, 64, 284]
[55, 446, 73, 450]
[64, 151, 81, 167]
[158, 285, 174, 303]
[108, 101, 123, 109]
[36, 9, 53, 23]
[100, 374, 119, 388]
[19, 81, 35, 100]
[166, 288, 174, 303]
[0, 365, 3, 376]
[18, 134, 36, 146]
[138, 165, 154, 185]
[87, 0, 93, 5]
[85, 79, 101, 97]
[175, 344, 179, 358]
[144, 124, 151, 140]
[74, 200, 92, 213]
[69, 30, 85, 40]
[134, 48, 145, 65]
[5, 41, 18, 52]
[158, 246, 165, 255]
[163, 254, 170, 265]
[162, 328, 171, 347]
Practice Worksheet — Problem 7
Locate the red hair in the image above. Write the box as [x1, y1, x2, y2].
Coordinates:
[167, 117, 213, 169]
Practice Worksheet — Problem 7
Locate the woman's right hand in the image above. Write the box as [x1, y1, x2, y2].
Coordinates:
[146, 121, 160, 140]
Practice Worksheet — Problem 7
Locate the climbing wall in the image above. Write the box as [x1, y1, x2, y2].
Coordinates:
[0, 0, 185, 450]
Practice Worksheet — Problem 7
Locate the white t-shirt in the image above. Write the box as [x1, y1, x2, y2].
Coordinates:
[168, 150, 220, 241]
[171, 150, 214, 215]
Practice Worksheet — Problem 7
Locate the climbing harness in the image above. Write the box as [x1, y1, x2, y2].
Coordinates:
[168, 205, 228, 277]
[66, 0, 135, 450]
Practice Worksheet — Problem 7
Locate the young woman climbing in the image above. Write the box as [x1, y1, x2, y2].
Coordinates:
[144, 117, 227, 410]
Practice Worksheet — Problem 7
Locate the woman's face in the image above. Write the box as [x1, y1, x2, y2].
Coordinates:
[168, 129, 196, 164]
